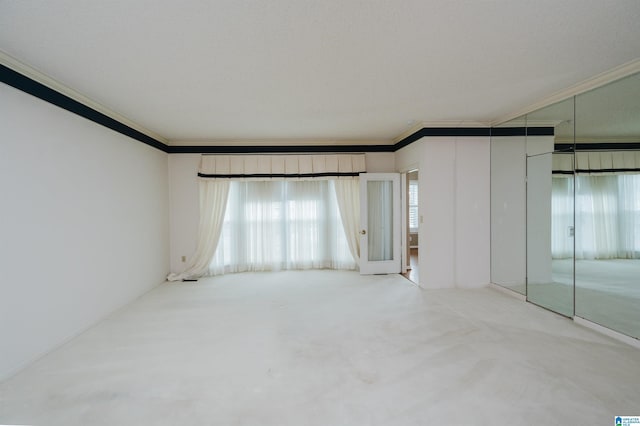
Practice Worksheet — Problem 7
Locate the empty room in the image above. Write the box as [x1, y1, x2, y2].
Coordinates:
[1, 1, 640, 425]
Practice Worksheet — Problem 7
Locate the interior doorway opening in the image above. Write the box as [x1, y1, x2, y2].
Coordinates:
[403, 169, 419, 283]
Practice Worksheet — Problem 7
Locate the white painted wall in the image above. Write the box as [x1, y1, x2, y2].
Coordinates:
[0, 83, 170, 380]
[364, 152, 395, 172]
[168, 152, 395, 274]
[420, 140, 456, 287]
[169, 154, 200, 273]
[396, 137, 491, 288]
[455, 138, 491, 288]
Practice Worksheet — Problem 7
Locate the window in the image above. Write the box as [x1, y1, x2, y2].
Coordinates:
[209, 180, 356, 274]
[409, 180, 419, 232]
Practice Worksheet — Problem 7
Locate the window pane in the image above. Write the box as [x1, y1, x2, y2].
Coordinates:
[409, 206, 418, 229]
[210, 180, 356, 274]
[409, 180, 418, 230]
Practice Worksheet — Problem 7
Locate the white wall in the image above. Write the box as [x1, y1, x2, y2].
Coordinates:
[169, 154, 200, 273]
[455, 138, 491, 288]
[168, 152, 395, 274]
[0, 83, 170, 380]
[396, 137, 491, 288]
[364, 152, 395, 172]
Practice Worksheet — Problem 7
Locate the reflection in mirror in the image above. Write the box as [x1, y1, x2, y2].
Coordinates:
[491, 70, 640, 339]
[526, 151, 574, 317]
[550, 153, 575, 298]
[524, 98, 575, 317]
[573, 71, 640, 339]
[526, 97, 574, 155]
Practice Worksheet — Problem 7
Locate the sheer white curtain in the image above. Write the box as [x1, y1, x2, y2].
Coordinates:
[575, 175, 620, 259]
[333, 179, 361, 264]
[617, 175, 640, 257]
[573, 174, 640, 259]
[167, 180, 230, 281]
[366, 180, 393, 261]
[551, 177, 574, 259]
[209, 180, 356, 275]
[553, 174, 640, 260]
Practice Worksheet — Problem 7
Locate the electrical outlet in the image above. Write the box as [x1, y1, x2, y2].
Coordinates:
[181, 256, 186, 262]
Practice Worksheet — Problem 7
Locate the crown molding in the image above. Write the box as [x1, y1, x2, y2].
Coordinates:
[492, 58, 640, 127]
[168, 138, 394, 147]
[394, 122, 429, 143]
[555, 136, 640, 144]
[5, 47, 633, 154]
[393, 121, 490, 143]
[0, 49, 169, 145]
[494, 119, 565, 128]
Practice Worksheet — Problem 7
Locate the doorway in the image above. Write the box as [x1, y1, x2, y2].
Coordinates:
[403, 170, 419, 283]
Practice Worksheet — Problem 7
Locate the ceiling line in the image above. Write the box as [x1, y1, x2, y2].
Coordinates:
[0, 63, 170, 153]
[491, 58, 640, 126]
[0, 56, 557, 155]
[0, 50, 169, 145]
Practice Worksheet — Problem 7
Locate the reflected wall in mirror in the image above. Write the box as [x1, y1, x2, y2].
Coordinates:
[526, 152, 576, 317]
[574, 72, 640, 339]
[525, 98, 575, 317]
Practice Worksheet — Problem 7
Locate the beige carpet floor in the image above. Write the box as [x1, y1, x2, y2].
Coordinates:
[1, 270, 639, 425]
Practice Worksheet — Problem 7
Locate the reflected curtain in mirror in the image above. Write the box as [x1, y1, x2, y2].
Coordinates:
[575, 174, 640, 259]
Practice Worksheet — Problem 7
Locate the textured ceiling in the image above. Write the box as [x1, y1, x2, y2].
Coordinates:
[1, 0, 639, 143]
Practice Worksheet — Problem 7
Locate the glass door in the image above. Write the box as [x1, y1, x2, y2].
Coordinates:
[359, 173, 401, 274]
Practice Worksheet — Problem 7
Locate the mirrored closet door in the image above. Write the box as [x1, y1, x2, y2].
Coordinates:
[492, 70, 640, 340]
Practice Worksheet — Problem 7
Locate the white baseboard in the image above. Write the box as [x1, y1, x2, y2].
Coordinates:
[573, 316, 640, 349]
[488, 283, 527, 301]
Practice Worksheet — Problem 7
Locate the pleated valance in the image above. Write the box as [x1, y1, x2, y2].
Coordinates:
[198, 154, 366, 180]
[553, 151, 640, 176]
[552, 153, 574, 176]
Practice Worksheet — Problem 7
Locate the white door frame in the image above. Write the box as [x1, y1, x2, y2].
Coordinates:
[401, 172, 408, 274]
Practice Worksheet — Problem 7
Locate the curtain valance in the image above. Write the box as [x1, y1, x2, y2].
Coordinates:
[198, 154, 366, 180]
[552, 153, 575, 176]
[553, 151, 640, 175]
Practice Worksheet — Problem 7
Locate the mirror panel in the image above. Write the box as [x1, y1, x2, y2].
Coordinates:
[491, 71, 640, 337]
[491, 117, 527, 295]
[574, 72, 640, 339]
[525, 98, 575, 317]
[526, 151, 575, 317]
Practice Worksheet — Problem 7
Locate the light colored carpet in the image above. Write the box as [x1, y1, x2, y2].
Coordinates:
[554, 259, 640, 298]
[1, 270, 639, 425]
[495, 260, 640, 338]
[528, 259, 640, 337]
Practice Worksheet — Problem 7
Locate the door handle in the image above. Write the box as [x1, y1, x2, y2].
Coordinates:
[360, 230, 367, 235]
